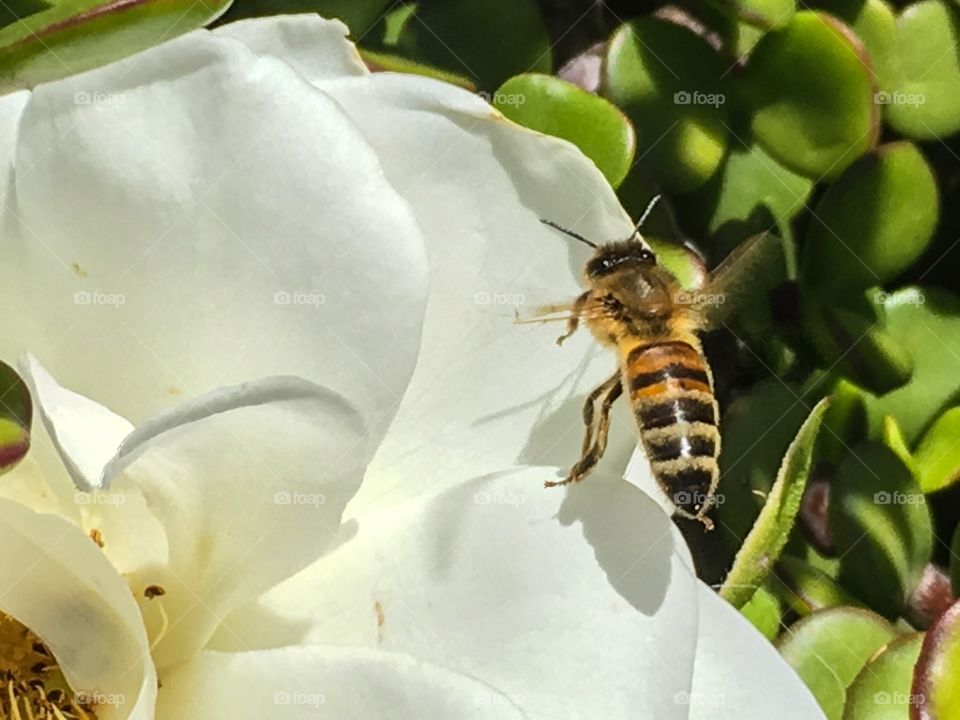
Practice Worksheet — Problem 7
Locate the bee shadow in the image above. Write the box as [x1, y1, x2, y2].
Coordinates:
[556, 478, 674, 616]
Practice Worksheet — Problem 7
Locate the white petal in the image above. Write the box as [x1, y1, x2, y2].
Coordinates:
[158, 647, 526, 720]
[689, 584, 825, 719]
[213, 15, 367, 82]
[2, 28, 427, 444]
[105, 375, 370, 672]
[0, 89, 27, 199]
[20, 353, 133, 491]
[214, 469, 699, 720]
[0, 498, 155, 719]
[316, 73, 639, 512]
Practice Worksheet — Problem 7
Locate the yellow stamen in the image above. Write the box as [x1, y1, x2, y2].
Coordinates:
[0, 613, 99, 718]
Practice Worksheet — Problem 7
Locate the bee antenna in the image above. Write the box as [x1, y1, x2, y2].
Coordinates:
[539, 218, 598, 249]
[635, 194, 663, 231]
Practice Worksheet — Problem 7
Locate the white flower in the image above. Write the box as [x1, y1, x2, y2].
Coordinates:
[0, 15, 823, 719]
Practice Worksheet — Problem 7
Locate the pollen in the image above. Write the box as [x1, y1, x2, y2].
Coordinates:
[0, 611, 98, 718]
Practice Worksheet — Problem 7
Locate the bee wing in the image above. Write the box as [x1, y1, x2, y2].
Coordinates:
[514, 297, 606, 325]
[697, 233, 787, 329]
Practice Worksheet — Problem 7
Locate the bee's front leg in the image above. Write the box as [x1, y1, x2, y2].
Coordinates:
[546, 372, 623, 487]
[556, 292, 589, 346]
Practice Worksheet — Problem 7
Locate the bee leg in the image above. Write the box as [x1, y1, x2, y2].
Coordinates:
[555, 292, 589, 346]
[546, 373, 623, 488]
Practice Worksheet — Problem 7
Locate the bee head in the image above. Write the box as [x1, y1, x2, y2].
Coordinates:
[585, 243, 657, 279]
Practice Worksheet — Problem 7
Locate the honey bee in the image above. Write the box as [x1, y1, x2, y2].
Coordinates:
[537, 198, 780, 530]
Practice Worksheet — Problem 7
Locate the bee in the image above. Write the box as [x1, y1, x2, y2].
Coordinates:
[537, 198, 779, 530]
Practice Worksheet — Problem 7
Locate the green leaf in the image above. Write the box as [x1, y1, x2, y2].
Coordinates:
[843, 632, 925, 719]
[778, 607, 899, 719]
[775, 554, 866, 616]
[802, 299, 914, 395]
[741, 583, 783, 639]
[359, 49, 475, 88]
[493, 74, 636, 188]
[601, 18, 729, 193]
[737, 11, 879, 179]
[715, 381, 812, 549]
[802, 142, 939, 296]
[645, 237, 707, 292]
[222, 0, 391, 38]
[809, 0, 896, 89]
[724, 0, 797, 27]
[720, 397, 829, 607]
[0, 0, 231, 92]
[913, 407, 960, 493]
[885, 0, 960, 139]
[830, 442, 933, 618]
[865, 287, 960, 445]
[913, 598, 960, 718]
[676, 139, 813, 249]
[818, 378, 868, 466]
[395, 0, 551, 90]
[883, 414, 914, 469]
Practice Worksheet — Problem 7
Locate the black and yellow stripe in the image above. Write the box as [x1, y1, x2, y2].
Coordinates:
[623, 341, 721, 518]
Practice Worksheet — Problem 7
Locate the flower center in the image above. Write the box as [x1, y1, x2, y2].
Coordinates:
[0, 611, 98, 718]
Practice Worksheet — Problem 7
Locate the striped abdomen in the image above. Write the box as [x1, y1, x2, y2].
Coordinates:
[623, 340, 720, 520]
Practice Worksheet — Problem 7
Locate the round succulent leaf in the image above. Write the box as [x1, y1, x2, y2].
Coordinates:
[0, 359, 30, 475]
[842, 633, 925, 719]
[741, 584, 784, 640]
[601, 18, 729, 193]
[830, 442, 933, 618]
[646, 237, 708, 292]
[883, 414, 914, 470]
[222, 0, 392, 38]
[802, 142, 939, 296]
[912, 407, 960, 494]
[809, 0, 897, 88]
[865, 287, 960, 445]
[720, 398, 830, 608]
[493, 74, 636, 188]
[728, 0, 798, 27]
[360, 49, 476, 89]
[395, 0, 552, 90]
[737, 11, 879, 179]
[775, 554, 867, 617]
[885, 0, 960, 139]
[0, 0, 231, 91]
[777, 606, 899, 720]
[818, 377, 869, 466]
[913, 598, 960, 718]
[676, 139, 813, 248]
[801, 300, 914, 395]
